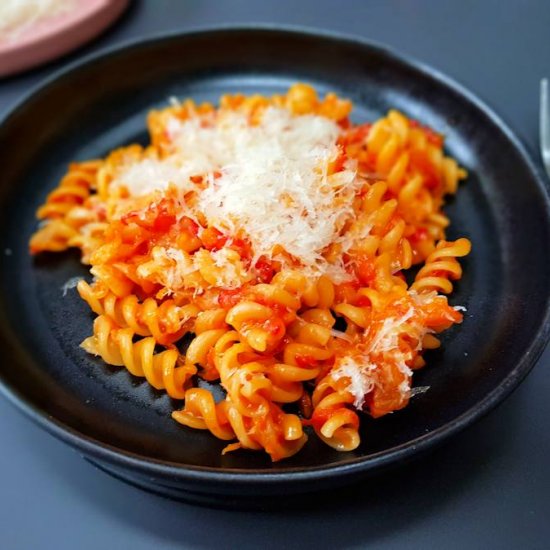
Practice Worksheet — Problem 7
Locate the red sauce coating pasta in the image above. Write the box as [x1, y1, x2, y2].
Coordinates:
[30, 84, 470, 460]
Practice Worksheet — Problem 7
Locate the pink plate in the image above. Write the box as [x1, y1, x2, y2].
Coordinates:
[0, 0, 129, 78]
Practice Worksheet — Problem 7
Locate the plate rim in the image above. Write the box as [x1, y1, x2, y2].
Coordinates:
[0, 0, 129, 78]
[1, 23, 549, 487]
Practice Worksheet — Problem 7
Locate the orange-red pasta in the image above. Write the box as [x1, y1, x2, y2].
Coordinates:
[30, 83, 470, 461]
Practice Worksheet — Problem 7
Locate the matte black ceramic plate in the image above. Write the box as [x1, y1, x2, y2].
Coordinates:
[1, 27, 549, 505]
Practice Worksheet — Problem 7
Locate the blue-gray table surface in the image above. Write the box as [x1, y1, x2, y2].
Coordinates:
[0, 1, 549, 548]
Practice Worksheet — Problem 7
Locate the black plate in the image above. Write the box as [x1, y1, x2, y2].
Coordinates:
[1, 26, 549, 506]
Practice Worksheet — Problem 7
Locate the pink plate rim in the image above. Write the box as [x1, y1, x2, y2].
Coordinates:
[0, 0, 129, 77]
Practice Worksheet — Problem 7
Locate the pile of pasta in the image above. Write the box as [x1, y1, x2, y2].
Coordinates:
[30, 84, 471, 461]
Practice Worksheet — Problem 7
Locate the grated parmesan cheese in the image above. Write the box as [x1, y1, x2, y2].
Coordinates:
[332, 356, 376, 409]
[332, 290, 443, 408]
[367, 308, 415, 354]
[209, 247, 251, 289]
[196, 109, 358, 273]
[394, 350, 413, 395]
[118, 107, 367, 281]
[61, 276, 82, 296]
[165, 107, 360, 280]
[329, 328, 353, 342]
[409, 289, 438, 306]
[112, 157, 197, 197]
[410, 385, 430, 397]
[140, 246, 198, 291]
[0, 0, 74, 42]
[139, 245, 253, 292]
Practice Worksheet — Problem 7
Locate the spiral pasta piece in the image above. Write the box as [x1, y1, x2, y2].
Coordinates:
[77, 280, 199, 344]
[29, 161, 104, 258]
[81, 315, 195, 399]
[311, 375, 360, 451]
[172, 389, 235, 440]
[174, 330, 308, 460]
[411, 238, 471, 294]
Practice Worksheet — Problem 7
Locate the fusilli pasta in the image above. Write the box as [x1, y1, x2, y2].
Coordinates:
[30, 84, 470, 460]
